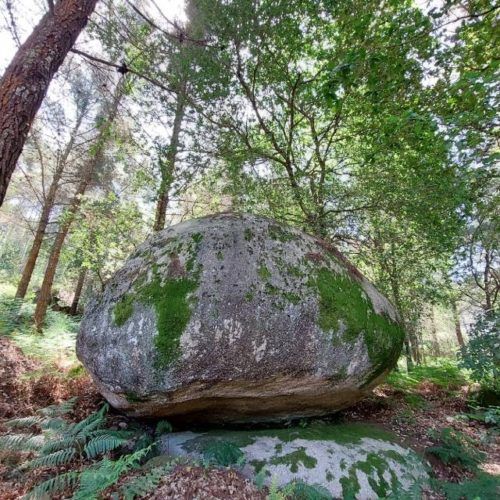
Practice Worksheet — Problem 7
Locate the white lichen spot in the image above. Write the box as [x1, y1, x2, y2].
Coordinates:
[347, 339, 370, 376]
[223, 318, 243, 344]
[180, 319, 201, 356]
[252, 338, 267, 362]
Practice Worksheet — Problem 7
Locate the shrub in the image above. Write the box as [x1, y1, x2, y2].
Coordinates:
[438, 472, 500, 500]
[387, 361, 467, 392]
[426, 428, 486, 471]
[459, 310, 500, 397]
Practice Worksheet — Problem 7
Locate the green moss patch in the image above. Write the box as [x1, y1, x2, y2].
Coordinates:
[270, 447, 317, 473]
[124, 392, 148, 403]
[268, 225, 295, 242]
[191, 232, 203, 244]
[314, 268, 404, 370]
[140, 276, 198, 368]
[283, 291, 301, 304]
[113, 294, 134, 326]
[258, 265, 272, 280]
[244, 228, 254, 241]
[182, 423, 395, 451]
[342, 452, 399, 499]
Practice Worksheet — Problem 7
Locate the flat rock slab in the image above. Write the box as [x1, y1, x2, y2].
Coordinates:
[159, 423, 429, 499]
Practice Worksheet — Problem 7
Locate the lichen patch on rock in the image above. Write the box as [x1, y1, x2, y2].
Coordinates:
[160, 423, 429, 499]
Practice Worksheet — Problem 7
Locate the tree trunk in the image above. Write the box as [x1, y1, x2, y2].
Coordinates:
[408, 327, 422, 365]
[153, 84, 186, 231]
[0, 0, 98, 205]
[16, 112, 85, 299]
[387, 264, 413, 371]
[70, 267, 87, 315]
[452, 300, 465, 348]
[33, 81, 123, 331]
[429, 305, 440, 358]
[403, 337, 414, 372]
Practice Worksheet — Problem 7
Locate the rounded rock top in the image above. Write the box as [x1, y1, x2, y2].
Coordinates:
[77, 213, 404, 422]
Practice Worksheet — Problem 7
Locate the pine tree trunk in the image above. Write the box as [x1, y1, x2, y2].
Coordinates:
[70, 268, 87, 315]
[408, 327, 422, 366]
[33, 81, 123, 331]
[404, 337, 414, 372]
[0, 0, 98, 205]
[452, 300, 465, 348]
[430, 305, 441, 358]
[153, 84, 186, 231]
[387, 267, 413, 371]
[16, 112, 85, 299]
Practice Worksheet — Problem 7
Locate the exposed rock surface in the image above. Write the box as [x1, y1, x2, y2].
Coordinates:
[77, 213, 404, 422]
[159, 423, 429, 499]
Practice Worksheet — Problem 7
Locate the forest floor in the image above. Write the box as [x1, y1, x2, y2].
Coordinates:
[0, 283, 498, 499]
[1, 334, 498, 499]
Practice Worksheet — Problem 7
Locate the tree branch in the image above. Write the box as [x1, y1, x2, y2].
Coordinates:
[70, 48, 175, 94]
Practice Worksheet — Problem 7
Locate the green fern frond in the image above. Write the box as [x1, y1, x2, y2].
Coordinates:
[40, 417, 69, 431]
[73, 446, 151, 500]
[25, 448, 76, 469]
[5, 416, 44, 429]
[120, 466, 171, 500]
[40, 434, 80, 454]
[84, 434, 129, 458]
[202, 439, 244, 466]
[291, 481, 332, 499]
[155, 420, 172, 435]
[89, 429, 137, 439]
[38, 397, 77, 418]
[69, 404, 108, 437]
[0, 433, 44, 451]
[24, 470, 80, 499]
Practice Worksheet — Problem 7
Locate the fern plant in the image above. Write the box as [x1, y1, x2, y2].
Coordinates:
[266, 478, 332, 500]
[1, 398, 158, 499]
[1, 400, 134, 466]
[201, 439, 245, 467]
[426, 427, 486, 471]
[118, 459, 182, 500]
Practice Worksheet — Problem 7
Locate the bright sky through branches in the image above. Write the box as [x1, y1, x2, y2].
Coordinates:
[0, 0, 187, 71]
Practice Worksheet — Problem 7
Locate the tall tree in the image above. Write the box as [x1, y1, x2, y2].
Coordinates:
[153, 83, 187, 231]
[34, 77, 124, 331]
[0, 0, 98, 205]
[16, 79, 93, 298]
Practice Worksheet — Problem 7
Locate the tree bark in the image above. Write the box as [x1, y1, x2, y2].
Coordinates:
[429, 305, 441, 357]
[153, 84, 186, 231]
[452, 299, 465, 348]
[34, 81, 123, 331]
[16, 111, 86, 299]
[403, 337, 414, 372]
[0, 0, 98, 205]
[70, 267, 87, 315]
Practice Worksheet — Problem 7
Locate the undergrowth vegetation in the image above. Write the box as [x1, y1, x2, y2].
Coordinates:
[386, 360, 468, 392]
[0, 399, 179, 499]
[0, 284, 79, 370]
[426, 427, 487, 471]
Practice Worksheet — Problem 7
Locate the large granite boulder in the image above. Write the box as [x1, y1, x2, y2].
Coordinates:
[77, 213, 404, 422]
[159, 423, 429, 499]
